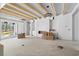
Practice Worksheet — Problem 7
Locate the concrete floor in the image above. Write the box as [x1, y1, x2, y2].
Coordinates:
[0, 37, 79, 56]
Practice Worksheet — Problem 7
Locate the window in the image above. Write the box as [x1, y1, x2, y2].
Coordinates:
[1, 21, 15, 39]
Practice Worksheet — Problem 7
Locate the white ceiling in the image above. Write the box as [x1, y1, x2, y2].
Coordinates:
[41, 3, 77, 15]
[0, 3, 78, 20]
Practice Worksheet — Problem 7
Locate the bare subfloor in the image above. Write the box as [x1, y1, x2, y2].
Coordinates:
[0, 37, 79, 56]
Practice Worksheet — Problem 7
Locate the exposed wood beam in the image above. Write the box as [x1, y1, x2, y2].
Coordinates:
[2, 7, 34, 19]
[21, 3, 43, 17]
[62, 3, 65, 15]
[3, 6, 33, 19]
[62, 3, 69, 15]
[9, 3, 42, 18]
[6, 3, 38, 19]
[25, 3, 45, 16]
[1, 9, 32, 20]
[36, 3, 48, 14]
[51, 3, 56, 16]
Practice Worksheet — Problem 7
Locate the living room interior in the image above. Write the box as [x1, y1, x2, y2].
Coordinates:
[0, 3, 79, 56]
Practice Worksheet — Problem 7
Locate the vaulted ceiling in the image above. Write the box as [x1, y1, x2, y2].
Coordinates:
[0, 3, 77, 20]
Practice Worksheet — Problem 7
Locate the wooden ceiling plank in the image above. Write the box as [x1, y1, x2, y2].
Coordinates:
[4, 3, 32, 18]
[62, 3, 65, 15]
[1, 9, 32, 20]
[8, 3, 41, 18]
[36, 3, 48, 14]
[51, 3, 56, 16]
[3, 7, 33, 19]
[22, 3, 43, 17]
[25, 3, 44, 16]
[6, 3, 38, 19]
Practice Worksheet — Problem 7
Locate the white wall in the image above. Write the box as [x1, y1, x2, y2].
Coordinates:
[34, 17, 50, 37]
[17, 22, 24, 34]
[52, 14, 72, 40]
[0, 13, 29, 37]
[54, 4, 79, 40]
[34, 14, 73, 40]
[17, 21, 30, 36]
